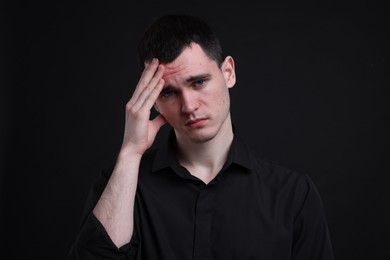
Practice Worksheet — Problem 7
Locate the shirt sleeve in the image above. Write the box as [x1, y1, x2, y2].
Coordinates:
[291, 174, 334, 260]
[67, 169, 138, 260]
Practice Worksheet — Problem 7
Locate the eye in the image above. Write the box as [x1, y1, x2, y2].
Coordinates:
[160, 88, 176, 98]
[193, 79, 205, 87]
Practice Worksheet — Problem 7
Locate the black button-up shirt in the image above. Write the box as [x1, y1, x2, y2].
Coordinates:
[69, 130, 334, 260]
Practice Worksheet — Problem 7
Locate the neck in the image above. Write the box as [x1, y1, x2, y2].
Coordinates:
[175, 120, 234, 184]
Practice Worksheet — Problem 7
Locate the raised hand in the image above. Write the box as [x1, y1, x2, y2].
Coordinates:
[121, 58, 167, 155]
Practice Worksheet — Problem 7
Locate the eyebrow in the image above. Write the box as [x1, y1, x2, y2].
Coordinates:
[185, 73, 212, 83]
[163, 73, 212, 90]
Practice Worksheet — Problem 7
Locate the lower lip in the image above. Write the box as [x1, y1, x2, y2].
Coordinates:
[186, 119, 207, 128]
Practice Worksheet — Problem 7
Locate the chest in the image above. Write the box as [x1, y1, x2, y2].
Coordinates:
[135, 171, 295, 259]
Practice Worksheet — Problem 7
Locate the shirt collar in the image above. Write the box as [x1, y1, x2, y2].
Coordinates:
[152, 129, 181, 173]
[152, 127, 254, 173]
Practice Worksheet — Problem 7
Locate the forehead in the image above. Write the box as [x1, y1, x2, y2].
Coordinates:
[162, 43, 219, 81]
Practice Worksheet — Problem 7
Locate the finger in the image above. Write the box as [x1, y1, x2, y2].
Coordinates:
[131, 65, 165, 112]
[130, 58, 160, 104]
[149, 114, 167, 141]
[151, 114, 167, 130]
[137, 77, 165, 113]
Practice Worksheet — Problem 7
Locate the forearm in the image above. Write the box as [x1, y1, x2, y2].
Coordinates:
[93, 148, 142, 248]
[84, 58, 165, 250]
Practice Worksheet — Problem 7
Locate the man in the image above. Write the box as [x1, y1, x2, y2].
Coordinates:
[69, 15, 334, 259]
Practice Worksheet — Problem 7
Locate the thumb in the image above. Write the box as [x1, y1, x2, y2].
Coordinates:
[146, 114, 167, 149]
[150, 114, 167, 132]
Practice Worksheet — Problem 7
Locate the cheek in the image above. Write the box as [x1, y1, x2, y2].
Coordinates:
[156, 103, 176, 119]
[217, 98, 229, 112]
[215, 88, 230, 106]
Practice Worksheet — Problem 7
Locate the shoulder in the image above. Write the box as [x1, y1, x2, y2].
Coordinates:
[248, 148, 322, 216]
[141, 146, 159, 163]
[241, 140, 314, 197]
[243, 141, 305, 179]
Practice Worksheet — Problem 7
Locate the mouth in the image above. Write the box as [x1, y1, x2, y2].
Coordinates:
[185, 118, 208, 128]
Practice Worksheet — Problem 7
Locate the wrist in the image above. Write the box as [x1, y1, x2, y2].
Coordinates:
[117, 146, 143, 161]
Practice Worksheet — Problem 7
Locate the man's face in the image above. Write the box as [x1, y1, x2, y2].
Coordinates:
[155, 43, 236, 143]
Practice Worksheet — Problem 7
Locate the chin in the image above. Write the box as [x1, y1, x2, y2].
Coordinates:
[187, 129, 217, 143]
[190, 136, 213, 144]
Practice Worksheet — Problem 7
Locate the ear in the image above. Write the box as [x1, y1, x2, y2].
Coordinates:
[221, 56, 236, 89]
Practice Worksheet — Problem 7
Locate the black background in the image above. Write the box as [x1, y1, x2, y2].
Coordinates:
[2, 1, 389, 259]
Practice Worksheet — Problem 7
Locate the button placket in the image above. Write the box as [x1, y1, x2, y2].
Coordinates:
[193, 184, 216, 260]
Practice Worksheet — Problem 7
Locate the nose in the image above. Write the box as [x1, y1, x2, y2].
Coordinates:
[181, 90, 199, 114]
